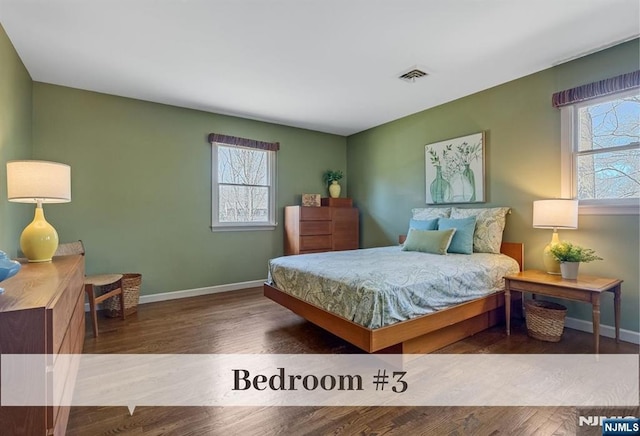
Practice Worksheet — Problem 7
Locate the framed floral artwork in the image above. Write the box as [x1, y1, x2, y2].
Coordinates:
[425, 132, 485, 204]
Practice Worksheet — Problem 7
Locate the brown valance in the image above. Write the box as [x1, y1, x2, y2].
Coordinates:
[208, 133, 280, 151]
[552, 70, 640, 108]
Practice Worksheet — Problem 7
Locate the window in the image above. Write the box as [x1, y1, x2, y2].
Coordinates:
[209, 134, 278, 231]
[557, 72, 640, 215]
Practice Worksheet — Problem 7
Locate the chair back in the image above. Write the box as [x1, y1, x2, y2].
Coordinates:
[55, 240, 85, 256]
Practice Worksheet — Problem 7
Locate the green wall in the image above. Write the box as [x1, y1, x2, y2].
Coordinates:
[32, 84, 347, 295]
[347, 39, 640, 332]
[0, 23, 32, 257]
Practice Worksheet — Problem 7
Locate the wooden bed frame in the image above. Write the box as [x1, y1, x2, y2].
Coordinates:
[263, 242, 524, 354]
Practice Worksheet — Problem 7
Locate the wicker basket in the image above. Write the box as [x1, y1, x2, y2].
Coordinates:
[104, 273, 142, 318]
[525, 299, 567, 342]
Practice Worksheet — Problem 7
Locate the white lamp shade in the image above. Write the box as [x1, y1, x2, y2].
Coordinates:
[532, 199, 578, 229]
[7, 160, 71, 203]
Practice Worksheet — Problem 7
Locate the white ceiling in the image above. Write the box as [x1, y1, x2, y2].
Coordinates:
[1, 1, 639, 136]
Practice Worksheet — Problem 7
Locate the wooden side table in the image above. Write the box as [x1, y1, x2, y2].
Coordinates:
[504, 270, 622, 353]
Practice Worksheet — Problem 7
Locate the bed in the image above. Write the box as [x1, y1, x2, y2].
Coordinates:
[264, 206, 523, 353]
[264, 243, 523, 353]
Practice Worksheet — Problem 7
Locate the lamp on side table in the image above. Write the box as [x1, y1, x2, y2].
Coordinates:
[532, 199, 578, 274]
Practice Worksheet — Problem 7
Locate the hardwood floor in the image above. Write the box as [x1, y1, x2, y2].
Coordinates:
[68, 288, 639, 436]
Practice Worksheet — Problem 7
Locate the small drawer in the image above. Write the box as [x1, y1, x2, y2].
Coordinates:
[300, 221, 331, 235]
[300, 235, 332, 251]
[300, 207, 331, 221]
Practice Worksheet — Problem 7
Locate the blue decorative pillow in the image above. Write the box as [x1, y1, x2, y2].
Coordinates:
[409, 218, 438, 231]
[438, 216, 477, 254]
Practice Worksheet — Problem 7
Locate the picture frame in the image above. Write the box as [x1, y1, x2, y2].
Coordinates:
[302, 193, 321, 207]
[425, 132, 485, 204]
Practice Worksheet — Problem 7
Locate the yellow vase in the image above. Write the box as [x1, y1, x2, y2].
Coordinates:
[329, 181, 341, 198]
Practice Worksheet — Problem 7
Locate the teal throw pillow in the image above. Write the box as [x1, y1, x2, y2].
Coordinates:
[401, 228, 456, 255]
[438, 216, 477, 254]
[409, 218, 438, 231]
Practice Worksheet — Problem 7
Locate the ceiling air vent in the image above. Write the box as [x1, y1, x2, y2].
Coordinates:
[399, 68, 428, 83]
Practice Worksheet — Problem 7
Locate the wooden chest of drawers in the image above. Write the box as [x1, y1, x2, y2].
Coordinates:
[0, 255, 86, 435]
[284, 201, 359, 255]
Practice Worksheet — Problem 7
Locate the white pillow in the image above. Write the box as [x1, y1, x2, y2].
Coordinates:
[412, 207, 451, 221]
[450, 207, 510, 254]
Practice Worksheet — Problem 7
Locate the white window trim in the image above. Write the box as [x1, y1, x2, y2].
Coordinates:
[211, 143, 278, 231]
[560, 89, 640, 215]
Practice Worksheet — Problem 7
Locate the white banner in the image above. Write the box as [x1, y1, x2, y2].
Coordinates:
[1, 354, 638, 409]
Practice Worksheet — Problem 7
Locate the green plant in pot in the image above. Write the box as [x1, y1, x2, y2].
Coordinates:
[549, 241, 602, 279]
[323, 170, 343, 198]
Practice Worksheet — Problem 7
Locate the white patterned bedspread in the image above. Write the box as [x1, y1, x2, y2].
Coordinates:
[267, 246, 520, 329]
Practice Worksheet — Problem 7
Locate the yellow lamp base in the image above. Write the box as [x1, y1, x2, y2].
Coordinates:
[543, 244, 561, 274]
[543, 230, 561, 274]
[20, 206, 59, 263]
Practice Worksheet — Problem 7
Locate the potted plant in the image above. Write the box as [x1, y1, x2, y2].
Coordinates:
[323, 170, 343, 198]
[549, 241, 602, 279]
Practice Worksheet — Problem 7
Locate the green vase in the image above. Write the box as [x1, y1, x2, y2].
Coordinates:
[430, 166, 451, 204]
[463, 164, 476, 202]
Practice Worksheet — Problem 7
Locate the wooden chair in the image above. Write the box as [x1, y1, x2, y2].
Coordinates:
[55, 241, 126, 338]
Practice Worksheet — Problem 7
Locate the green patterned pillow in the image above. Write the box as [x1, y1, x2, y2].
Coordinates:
[450, 207, 510, 254]
[402, 228, 456, 255]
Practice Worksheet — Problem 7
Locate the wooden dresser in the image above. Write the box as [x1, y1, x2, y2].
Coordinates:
[284, 198, 359, 255]
[0, 254, 85, 435]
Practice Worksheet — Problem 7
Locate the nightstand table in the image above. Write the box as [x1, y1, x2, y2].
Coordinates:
[504, 270, 622, 353]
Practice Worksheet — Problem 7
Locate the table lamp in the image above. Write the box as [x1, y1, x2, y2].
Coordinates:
[6, 160, 71, 262]
[532, 199, 578, 274]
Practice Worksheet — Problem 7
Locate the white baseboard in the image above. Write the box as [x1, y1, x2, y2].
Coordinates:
[564, 316, 640, 345]
[86, 279, 266, 311]
[139, 279, 267, 304]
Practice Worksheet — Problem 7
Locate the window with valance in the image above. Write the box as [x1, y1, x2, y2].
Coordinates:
[555, 71, 639, 215]
[208, 133, 279, 230]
